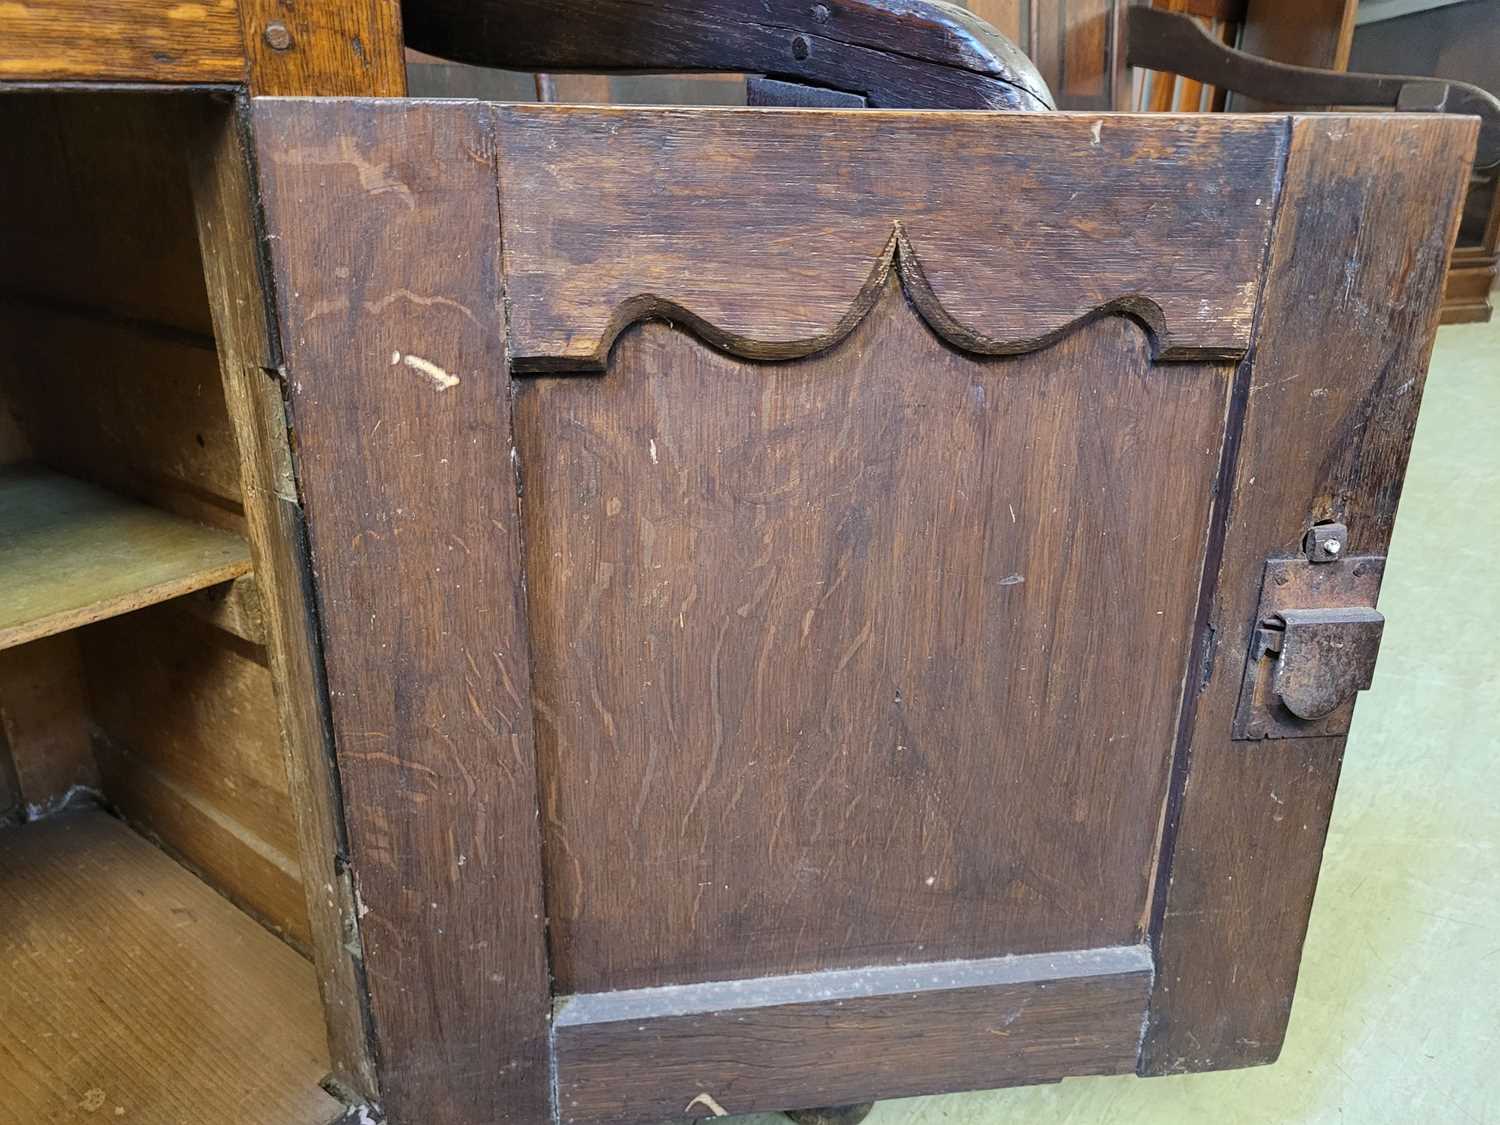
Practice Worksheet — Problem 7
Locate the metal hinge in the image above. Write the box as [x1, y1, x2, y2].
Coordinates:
[1232, 523, 1387, 741]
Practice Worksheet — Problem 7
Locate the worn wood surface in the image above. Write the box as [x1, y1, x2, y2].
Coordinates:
[0, 0, 243, 82]
[495, 107, 1284, 370]
[0, 466, 251, 650]
[553, 946, 1152, 1124]
[189, 93, 379, 1096]
[240, 0, 406, 95]
[519, 285, 1232, 992]
[0, 634, 98, 814]
[175, 574, 268, 645]
[84, 605, 310, 947]
[404, 0, 1052, 109]
[1142, 113, 1477, 1074]
[255, 99, 553, 1125]
[0, 811, 340, 1125]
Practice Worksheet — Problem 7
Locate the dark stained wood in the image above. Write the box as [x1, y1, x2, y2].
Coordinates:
[518, 285, 1233, 993]
[494, 106, 1286, 370]
[0, 634, 99, 815]
[1141, 113, 1478, 1074]
[188, 93, 379, 1097]
[0, 0, 244, 83]
[552, 945, 1153, 1124]
[239, 0, 406, 95]
[254, 99, 553, 1125]
[0, 93, 217, 337]
[404, 0, 1052, 109]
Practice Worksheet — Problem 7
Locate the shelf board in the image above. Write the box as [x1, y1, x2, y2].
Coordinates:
[0, 465, 252, 651]
[0, 810, 343, 1125]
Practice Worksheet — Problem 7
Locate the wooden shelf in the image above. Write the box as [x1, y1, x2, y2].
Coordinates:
[0, 465, 252, 651]
[0, 810, 343, 1125]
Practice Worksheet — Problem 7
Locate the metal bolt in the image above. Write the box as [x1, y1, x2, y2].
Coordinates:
[264, 21, 293, 51]
[791, 35, 811, 60]
[1323, 539, 1342, 556]
[812, 3, 832, 21]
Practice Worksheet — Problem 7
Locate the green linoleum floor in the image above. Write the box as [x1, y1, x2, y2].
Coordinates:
[713, 316, 1500, 1125]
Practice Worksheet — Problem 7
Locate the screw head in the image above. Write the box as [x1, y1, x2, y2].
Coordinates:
[791, 35, 811, 60]
[264, 21, 293, 51]
[812, 3, 832, 21]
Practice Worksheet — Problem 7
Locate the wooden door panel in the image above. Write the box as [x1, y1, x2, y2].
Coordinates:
[519, 289, 1232, 993]
[252, 99, 1475, 1125]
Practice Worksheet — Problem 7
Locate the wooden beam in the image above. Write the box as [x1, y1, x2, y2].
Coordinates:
[553, 946, 1153, 1124]
[1141, 113, 1477, 1074]
[0, 634, 99, 816]
[0, 0, 244, 83]
[188, 96, 380, 1097]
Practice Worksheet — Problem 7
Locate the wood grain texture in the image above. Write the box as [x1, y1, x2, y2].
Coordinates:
[519, 284, 1233, 992]
[1232, 0, 1357, 111]
[494, 106, 1285, 369]
[0, 811, 340, 1125]
[1141, 113, 1478, 1074]
[240, 0, 406, 95]
[83, 605, 310, 947]
[0, 634, 98, 814]
[0, 303, 247, 533]
[1032, 0, 1117, 108]
[0, 93, 216, 337]
[404, 0, 1052, 110]
[553, 946, 1152, 1124]
[0, 0, 244, 82]
[0, 465, 251, 650]
[254, 99, 552, 1125]
[188, 93, 379, 1096]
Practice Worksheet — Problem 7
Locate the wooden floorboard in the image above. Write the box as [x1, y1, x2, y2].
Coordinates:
[0, 810, 341, 1125]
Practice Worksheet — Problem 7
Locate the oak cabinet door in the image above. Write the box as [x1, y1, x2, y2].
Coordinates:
[253, 101, 1474, 1125]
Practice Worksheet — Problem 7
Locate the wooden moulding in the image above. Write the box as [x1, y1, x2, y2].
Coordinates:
[552, 946, 1154, 1125]
[494, 106, 1286, 369]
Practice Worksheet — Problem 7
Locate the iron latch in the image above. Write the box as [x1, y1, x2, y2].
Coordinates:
[1232, 552, 1387, 740]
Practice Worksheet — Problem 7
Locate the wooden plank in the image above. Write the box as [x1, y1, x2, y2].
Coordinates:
[0, 0, 244, 82]
[1141, 113, 1477, 1074]
[0, 810, 341, 1125]
[1232, 0, 1358, 110]
[174, 574, 268, 645]
[0, 93, 217, 337]
[553, 946, 1153, 1124]
[239, 0, 406, 95]
[493, 106, 1285, 369]
[518, 286, 1234, 992]
[188, 93, 380, 1096]
[0, 466, 251, 650]
[81, 605, 310, 948]
[0, 302, 247, 533]
[0, 633, 98, 815]
[254, 99, 552, 1125]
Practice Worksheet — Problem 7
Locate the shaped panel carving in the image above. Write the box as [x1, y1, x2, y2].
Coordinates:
[493, 105, 1288, 370]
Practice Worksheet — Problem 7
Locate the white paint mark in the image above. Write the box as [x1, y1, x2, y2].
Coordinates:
[685, 1093, 730, 1117]
[389, 350, 401, 365]
[400, 353, 460, 390]
[1008, 504, 1017, 524]
[649, 438, 659, 464]
[1091, 119, 1103, 145]
[998, 574, 1025, 587]
[925, 876, 937, 887]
